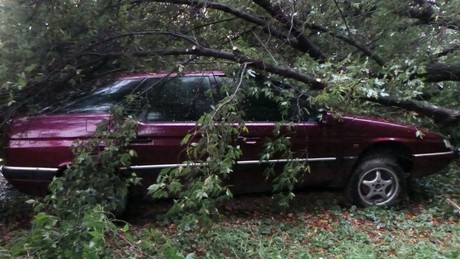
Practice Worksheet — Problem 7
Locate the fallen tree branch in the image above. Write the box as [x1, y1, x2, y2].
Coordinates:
[147, 0, 302, 53]
[424, 63, 460, 82]
[407, 3, 459, 31]
[370, 95, 460, 125]
[433, 44, 460, 59]
[81, 45, 460, 125]
[306, 23, 386, 66]
[80, 46, 326, 90]
[251, 0, 327, 62]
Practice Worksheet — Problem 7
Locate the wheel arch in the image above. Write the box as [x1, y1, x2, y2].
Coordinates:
[350, 141, 414, 178]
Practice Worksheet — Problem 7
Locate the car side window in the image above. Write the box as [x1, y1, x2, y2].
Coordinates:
[241, 95, 317, 122]
[241, 95, 283, 121]
[218, 77, 318, 122]
[288, 95, 319, 123]
[142, 76, 213, 122]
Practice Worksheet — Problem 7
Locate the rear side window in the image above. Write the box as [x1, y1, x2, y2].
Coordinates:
[143, 76, 213, 122]
[218, 77, 318, 122]
[241, 95, 316, 122]
[241, 95, 283, 121]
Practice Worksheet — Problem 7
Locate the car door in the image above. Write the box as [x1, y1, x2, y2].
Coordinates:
[299, 113, 346, 187]
[227, 92, 315, 192]
[230, 93, 291, 192]
[129, 75, 215, 188]
[219, 79, 343, 192]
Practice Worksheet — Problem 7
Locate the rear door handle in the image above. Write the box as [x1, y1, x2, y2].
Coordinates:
[237, 136, 260, 144]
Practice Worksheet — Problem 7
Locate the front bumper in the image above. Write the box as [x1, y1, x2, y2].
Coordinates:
[411, 150, 457, 178]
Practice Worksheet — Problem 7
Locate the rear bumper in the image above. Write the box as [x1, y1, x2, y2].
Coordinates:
[1, 165, 58, 195]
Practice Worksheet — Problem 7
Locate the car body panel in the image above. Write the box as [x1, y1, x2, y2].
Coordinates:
[1, 72, 457, 197]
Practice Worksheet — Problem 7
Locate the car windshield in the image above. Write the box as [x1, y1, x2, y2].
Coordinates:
[52, 78, 148, 114]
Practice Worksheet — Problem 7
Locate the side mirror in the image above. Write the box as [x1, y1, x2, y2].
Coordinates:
[319, 111, 337, 125]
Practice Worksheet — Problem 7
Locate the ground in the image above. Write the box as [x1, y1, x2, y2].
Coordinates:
[0, 162, 459, 258]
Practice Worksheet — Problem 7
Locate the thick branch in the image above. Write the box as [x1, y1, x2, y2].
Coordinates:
[79, 30, 327, 88]
[81, 46, 326, 90]
[251, 0, 327, 62]
[148, 0, 329, 62]
[146, 0, 387, 66]
[370, 95, 460, 125]
[79, 28, 328, 88]
[434, 44, 460, 59]
[424, 63, 460, 82]
[407, 1, 459, 30]
[147, 0, 303, 51]
[306, 23, 386, 66]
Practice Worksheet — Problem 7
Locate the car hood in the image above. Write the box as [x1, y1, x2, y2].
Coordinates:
[341, 114, 443, 140]
[8, 114, 110, 140]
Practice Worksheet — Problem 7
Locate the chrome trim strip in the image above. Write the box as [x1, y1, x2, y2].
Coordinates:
[413, 151, 455, 158]
[130, 164, 195, 169]
[236, 157, 336, 165]
[1, 166, 59, 172]
[130, 157, 337, 170]
[3, 157, 342, 172]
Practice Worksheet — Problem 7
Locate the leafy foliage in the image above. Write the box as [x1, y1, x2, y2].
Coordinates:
[1, 162, 459, 257]
[0, 0, 458, 121]
[261, 125, 310, 209]
[46, 114, 138, 216]
[0, 0, 459, 256]
[0, 0, 458, 136]
[8, 104, 141, 258]
[148, 68, 248, 225]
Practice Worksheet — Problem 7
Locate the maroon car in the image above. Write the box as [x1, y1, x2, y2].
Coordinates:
[1, 71, 457, 206]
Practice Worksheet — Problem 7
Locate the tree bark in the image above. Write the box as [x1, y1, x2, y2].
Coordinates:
[81, 46, 327, 90]
[424, 63, 460, 82]
[408, 5, 460, 30]
[251, 0, 328, 62]
[371, 95, 460, 125]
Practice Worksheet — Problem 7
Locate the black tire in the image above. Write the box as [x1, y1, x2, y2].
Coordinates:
[346, 157, 406, 207]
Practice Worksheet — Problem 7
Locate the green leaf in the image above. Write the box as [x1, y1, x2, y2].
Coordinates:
[121, 224, 130, 232]
[181, 133, 193, 145]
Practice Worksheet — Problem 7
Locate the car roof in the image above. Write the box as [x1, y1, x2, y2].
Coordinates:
[118, 71, 226, 80]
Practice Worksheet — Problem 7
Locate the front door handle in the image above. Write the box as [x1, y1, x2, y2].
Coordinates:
[131, 138, 153, 144]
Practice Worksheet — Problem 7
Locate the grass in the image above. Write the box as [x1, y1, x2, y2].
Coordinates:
[122, 161, 460, 258]
[1, 161, 459, 258]
[141, 198, 459, 258]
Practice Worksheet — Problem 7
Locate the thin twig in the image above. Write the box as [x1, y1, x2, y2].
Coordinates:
[333, 0, 352, 36]
[447, 198, 460, 212]
[209, 62, 248, 122]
